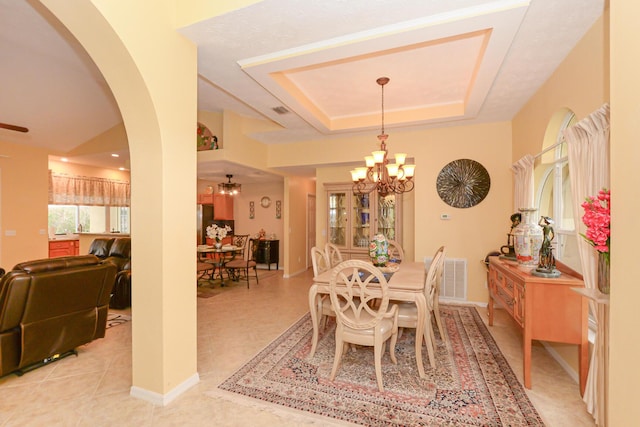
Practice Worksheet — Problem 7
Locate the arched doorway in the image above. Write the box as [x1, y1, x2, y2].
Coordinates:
[40, 0, 199, 404]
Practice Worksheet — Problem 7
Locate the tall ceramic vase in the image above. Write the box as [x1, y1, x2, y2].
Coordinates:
[597, 253, 610, 294]
[369, 234, 389, 267]
[512, 208, 544, 267]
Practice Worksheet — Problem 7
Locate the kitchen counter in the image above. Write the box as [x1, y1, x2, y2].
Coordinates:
[49, 234, 80, 241]
[77, 232, 130, 237]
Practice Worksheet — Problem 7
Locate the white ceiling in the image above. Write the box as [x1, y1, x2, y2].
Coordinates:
[0, 0, 605, 183]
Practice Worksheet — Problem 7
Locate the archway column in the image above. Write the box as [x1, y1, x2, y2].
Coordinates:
[41, 0, 199, 404]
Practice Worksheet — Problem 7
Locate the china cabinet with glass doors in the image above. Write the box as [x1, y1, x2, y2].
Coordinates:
[325, 183, 402, 260]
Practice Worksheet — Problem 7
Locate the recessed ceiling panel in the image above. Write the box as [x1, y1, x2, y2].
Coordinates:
[284, 32, 486, 119]
[239, 0, 529, 134]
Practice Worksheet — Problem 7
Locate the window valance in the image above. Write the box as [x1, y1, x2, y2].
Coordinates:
[48, 170, 130, 206]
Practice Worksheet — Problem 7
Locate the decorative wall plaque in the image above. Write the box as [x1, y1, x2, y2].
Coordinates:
[436, 159, 490, 208]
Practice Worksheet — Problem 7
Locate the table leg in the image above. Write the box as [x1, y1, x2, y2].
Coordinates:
[523, 336, 532, 389]
[488, 295, 494, 326]
[308, 284, 320, 358]
[414, 294, 427, 378]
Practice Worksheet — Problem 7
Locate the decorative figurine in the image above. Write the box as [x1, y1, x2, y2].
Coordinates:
[532, 216, 561, 277]
[500, 212, 521, 259]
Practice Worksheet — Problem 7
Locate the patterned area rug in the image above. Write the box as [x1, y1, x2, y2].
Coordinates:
[216, 305, 544, 426]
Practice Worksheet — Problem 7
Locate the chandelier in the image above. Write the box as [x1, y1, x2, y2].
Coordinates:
[218, 174, 242, 195]
[350, 77, 415, 198]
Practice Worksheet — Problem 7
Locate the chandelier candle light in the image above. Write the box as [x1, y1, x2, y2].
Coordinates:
[351, 77, 415, 197]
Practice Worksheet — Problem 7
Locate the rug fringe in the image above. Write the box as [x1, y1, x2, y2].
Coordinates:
[206, 388, 359, 427]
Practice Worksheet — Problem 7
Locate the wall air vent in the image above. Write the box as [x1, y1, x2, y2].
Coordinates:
[272, 106, 289, 115]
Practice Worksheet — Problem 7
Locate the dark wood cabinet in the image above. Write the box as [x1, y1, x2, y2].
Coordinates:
[256, 239, 279, 270]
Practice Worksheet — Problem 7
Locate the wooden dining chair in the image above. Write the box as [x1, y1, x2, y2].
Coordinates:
[311, 246, 334, 332]
[387, 239, 405, 263]
[392, 247, 446, 369]
[430, 246, 447, 340]
[325, 243, 344, 268]
[329, 260, 399, 392]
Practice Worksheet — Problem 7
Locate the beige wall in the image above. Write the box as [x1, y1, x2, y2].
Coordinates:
[0, 140, 50, 268]
[313, 121, 512, 304]
[609, 1, 640, 425]
[284, 176, 316, 277]
[233, 180, 285, 265]
[513, 15, 607, 161]
[49, 160, 130, 181]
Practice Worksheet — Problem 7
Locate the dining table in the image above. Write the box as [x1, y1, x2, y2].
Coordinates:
[309, 261, 430, 378]
[197, 244, 243, 285]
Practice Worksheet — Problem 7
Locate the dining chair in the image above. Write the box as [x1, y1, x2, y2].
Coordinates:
[329, 259, 399, 392]
[231, 234, 249, 251]
[311, 246, 331, 277]
[222, 234, 250, 279]
[224, 238, 259, 288]
[393, 246, 446, 369]
[430, 246, 447, 340]
[387, 239, 405, 263]
[311, 246, 334, 332]
[197, 259, 216, 282]
[325, 242, 344, 267]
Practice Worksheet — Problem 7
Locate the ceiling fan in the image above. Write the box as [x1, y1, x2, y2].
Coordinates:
[0, 122, 29, 133]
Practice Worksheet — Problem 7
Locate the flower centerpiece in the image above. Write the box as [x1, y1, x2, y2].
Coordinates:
[581, 188, 610, 293]
[206, 224, 232, 248]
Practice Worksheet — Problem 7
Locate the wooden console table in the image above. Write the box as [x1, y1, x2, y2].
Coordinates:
[488, 256, 588, 395]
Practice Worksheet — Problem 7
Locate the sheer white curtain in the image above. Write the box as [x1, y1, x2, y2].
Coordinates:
[563, 103, 610, 426]
[511, 154, 535, 211]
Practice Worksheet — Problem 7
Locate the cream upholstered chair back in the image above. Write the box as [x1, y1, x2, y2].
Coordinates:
[329, 259, 399, 391]
[311, 246, 330, 277]
[387, 240, 405, 263]
[325, 243, 344, 267]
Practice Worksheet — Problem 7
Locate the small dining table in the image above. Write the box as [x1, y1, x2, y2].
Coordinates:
[309, 261, 429, 378]
[197, 245, 242, 285]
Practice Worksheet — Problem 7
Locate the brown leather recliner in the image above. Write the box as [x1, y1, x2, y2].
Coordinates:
[88, 237, 115, 259]
[0, 255, 117, 377]
[90, 237, 132, 309]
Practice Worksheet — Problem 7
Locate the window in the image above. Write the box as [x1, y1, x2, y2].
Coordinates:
[535, 110, 581, 273]
[47, 171, 130, 234]
[48, 205, 130, 234]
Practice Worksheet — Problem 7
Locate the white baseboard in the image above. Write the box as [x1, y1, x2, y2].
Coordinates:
[130, 373, 200, 406]
[540, 342, 579, 384]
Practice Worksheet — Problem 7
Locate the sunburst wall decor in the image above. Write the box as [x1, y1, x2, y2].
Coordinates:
[436, 159, 491, 208]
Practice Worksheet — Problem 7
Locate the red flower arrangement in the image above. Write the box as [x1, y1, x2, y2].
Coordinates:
[581, 188, 610, 262]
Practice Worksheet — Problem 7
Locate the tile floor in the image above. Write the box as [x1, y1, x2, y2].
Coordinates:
[0, 268, 595, 426]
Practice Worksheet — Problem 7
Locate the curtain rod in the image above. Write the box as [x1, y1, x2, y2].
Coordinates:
[533, 138, 565, 159]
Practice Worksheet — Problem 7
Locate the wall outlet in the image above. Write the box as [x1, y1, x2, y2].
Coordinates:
[5, 230, 16, 236]
[440, 213, 451, 220]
